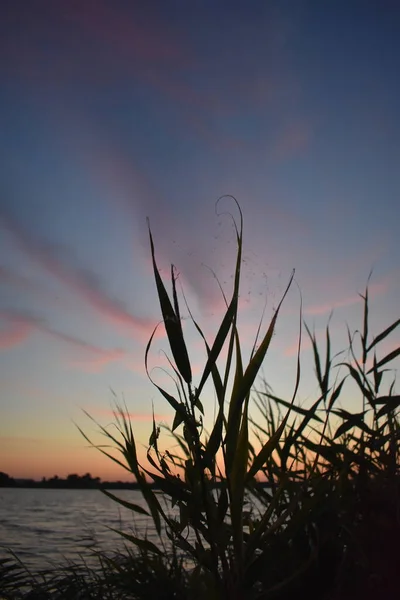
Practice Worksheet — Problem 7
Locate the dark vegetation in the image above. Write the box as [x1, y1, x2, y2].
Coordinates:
[1, 200, 399, 599]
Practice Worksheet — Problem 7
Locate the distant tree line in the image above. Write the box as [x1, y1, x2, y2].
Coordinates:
[0, 471, 143, 489]
[0, 471, 263, 490]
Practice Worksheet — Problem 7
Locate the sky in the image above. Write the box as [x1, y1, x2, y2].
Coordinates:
[1, 0, 399, 480]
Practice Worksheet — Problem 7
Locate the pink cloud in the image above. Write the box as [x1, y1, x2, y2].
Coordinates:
[1, 1, 195, 101]
[305, 294, 361, 317]
[62, 118, 168, 227]
[284, 336, 312, 357]
[0, 318, 35, 349]
[46, 328, 126, 372]
[1, 2, 301, 161]
[1, 0, 308, 178]
[0, 212, 158, 341]
[87, 406, 171, 423]
[0, 265, 75, 310]
[304, 278, 391, 317]
[0, 310, 125, 372]
[70, 1, 298, 123]
[65, 149, 239, 316]
[69, 2, 191, 69]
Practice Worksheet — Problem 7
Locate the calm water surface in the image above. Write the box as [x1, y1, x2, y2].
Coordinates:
[0, 488, 165, 571]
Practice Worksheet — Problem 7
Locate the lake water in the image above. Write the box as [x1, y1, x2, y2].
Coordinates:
[0, 488, 166, 572]
[0, 487, 271, 574]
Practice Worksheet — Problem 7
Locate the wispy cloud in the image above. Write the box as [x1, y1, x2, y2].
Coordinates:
[50, 120, 246, 316]
[0, 265, 38, 290]
[284, 336, 312, 357]
[0, 264, 73, 310]
[0, 211, 158, 340]
[0, 315, 36, 349]
[86, 406, 171, 423]
[0, 1, 194, 100]
[304, 278, 391, 317]
[47, 328, 126, 373]
[1, 0, 300, 160]
[73, 2, 186, 63]
[0, 310, 125, 371]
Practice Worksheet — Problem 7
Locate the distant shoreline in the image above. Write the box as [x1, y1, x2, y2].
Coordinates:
[0, 471, 142, 490]
[1, 482, 145, 490]
[1, 472, 272, 491]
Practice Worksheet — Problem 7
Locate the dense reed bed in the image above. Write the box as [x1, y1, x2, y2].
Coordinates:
[2, 200, 399, 599]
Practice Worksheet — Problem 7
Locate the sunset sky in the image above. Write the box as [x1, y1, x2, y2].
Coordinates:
[1, 1, 399, 480]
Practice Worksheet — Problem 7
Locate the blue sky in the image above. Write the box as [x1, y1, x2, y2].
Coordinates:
[1, 0, 399, 480]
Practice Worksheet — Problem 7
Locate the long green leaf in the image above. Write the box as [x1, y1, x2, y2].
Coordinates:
[204, 411, 224, 467]
[259, 393, 324, 424]
[367, 319, 400, 352]
[333, 412, 366, 439]
[305, 323, 323, 390]
[322, 319, 332, 393]
[180, 272, 225, 403]
[301, 438, 343, 468]
[360, 285, 369, 365]
[226, 271, 294, 473]
[148, 221, 192, 384]
[229, 398, 249, 565]
[246, 415, 288, 481]
[196, 294, 238, 399]
[101, 489, 150, 516]
[376, 395, 400, 418]
[328, 380, 345, 411]
[339, 362, 374, 404]
[145, 326, 189, 429]
[367, 346, 400, 373]
[236, 271, 294, 405]
[374, 394, 400, 405]
[108, 527, 163, 556]
[75, 424, 132, 473]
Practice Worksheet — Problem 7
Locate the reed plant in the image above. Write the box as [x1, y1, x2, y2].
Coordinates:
[3, 200, 398, 599]
[254, 284, 400, 598]
[78, 198, 305, 599]
[79, 198, 399, 598]
[0, 545, 189, 599]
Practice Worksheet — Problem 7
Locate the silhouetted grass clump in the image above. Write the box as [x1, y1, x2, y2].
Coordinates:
[2, 199, 399, 599]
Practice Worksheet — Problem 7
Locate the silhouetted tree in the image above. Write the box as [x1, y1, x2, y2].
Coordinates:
[0, 472, 16, 487]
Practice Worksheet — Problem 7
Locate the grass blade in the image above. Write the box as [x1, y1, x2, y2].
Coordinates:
[367, 318, 400, 352]
[101, 489, 150, 516]
[367, 346, 400, 373]
[148, 220, 192, 384]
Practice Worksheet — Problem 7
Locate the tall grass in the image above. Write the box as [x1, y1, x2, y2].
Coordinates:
[0, 545, 189, 599]
[253, 288, 400, 598]
[79, 198, 302, 599]
[2, 200, 398, 599]
[79, 199, 399, 599]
